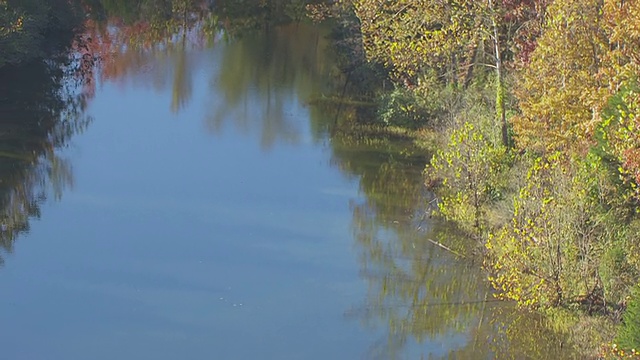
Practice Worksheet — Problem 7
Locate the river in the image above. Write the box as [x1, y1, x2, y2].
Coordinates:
[0, 7, 575, 360]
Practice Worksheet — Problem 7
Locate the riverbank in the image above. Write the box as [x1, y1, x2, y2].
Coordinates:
[318, 1, 640, 358]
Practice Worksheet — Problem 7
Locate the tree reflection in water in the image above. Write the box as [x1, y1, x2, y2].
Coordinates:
[82, 0, 337, 150]
[330, 134, 576, 359]
[0, 59, 91, 264]
[206, 22, 334, 149]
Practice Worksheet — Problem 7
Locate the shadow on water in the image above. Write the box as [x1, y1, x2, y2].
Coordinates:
[0, 59, 91, 265]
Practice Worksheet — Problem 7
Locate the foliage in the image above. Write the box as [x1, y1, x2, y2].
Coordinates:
[351, 0, 538, 145]
[338, 135, 578, 357]
[600, 0, 640, 90]
[600, 81, 640, 199]
[376, 72, 503, 130]
[600, 343, 640, 359]
[511, 0, 608, 153]
[377, 86, 442, 129]
[3, 0, 639, 354]
[350, 0, 547, 79]
[353, 0, 478, 83]
[600, 242, 639, 310]
[427, 121, 508, 236]
[485, 152, 637, 309]
[512, 0, 640, 155]
[501, 0, 550, 67]
[328, 0, 640, 356]
[616, 284, 640, 352]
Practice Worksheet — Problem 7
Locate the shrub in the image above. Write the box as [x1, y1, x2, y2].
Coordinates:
[427, 121, 508, 236]
[617, 284, 640, 351]
[485, 152, 635, 309]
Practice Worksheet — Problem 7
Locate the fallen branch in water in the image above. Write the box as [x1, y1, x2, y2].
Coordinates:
[426, 238, 466, 258]
[307, 95, 376, 107]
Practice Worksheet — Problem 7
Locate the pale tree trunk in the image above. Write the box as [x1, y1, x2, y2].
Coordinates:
[488, 0, 509, 147]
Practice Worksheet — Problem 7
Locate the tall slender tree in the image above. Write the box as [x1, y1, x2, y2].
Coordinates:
[352, 0, 549, 146]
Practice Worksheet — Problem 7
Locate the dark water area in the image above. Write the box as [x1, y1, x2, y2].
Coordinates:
[0, 4, 577, 359]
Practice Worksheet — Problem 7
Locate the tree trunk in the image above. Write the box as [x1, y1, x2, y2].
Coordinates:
[488, 0, 509, 147]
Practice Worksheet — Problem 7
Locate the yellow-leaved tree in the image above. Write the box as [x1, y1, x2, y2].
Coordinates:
[599, 0, 640, 196]
[512, 0, 610, 154]
[513, 0, 640, 155]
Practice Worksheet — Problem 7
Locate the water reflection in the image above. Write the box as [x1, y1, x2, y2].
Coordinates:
[77, 10, 521, 355]
[0, 60, 90, 264]
[85, 8, 336, 149]
[207, 23, 334, 148]
[330, 134, 578, 358]
[330, 136, 485, 357]
[81, 20, 209, 112]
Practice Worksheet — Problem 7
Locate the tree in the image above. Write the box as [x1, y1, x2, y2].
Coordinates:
[598, 0, 640, 196]
[485, 152, 636, 309]
[512, 0, 640, 155]
[428, 121, 507, 236]
[353, 0, 477, 83]
[512, 0, 610, 153]
[352, 0, 549, 146]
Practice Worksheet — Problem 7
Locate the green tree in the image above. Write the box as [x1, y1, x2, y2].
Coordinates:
[428, 121, 507, 237]
[351, 0, 548, 145]
[486, 152, 636, 309]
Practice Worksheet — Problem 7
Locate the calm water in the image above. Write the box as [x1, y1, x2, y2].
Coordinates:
[0, 20, 574, 359]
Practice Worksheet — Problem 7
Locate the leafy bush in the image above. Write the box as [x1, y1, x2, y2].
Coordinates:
[376, 73, 459, 128]
[485, 152, 636, 309]
[600, 244, 638, 307]
[377, 87, 436, 128]
[427, 121, 508, 236]
[617, 284, 640, 351]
